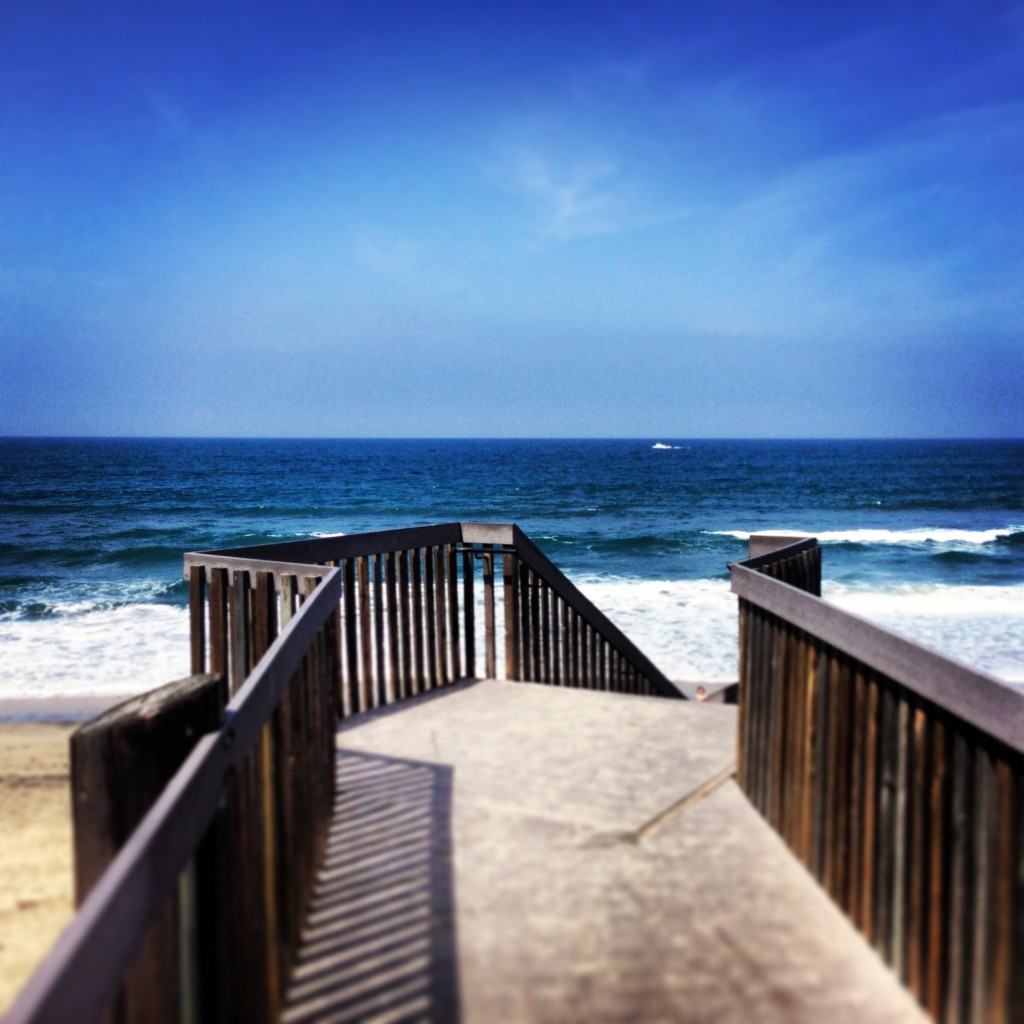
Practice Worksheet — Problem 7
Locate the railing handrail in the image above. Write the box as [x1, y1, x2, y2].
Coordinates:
[184, 521, 682, 700]
[511, 525, 679, 698]
[730, 549, 1024, 756]
[736, 535, 818, 572]
[184, 522, 465, 570]
[5, 569, 342, 1024]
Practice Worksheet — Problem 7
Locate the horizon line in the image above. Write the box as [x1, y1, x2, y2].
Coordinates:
[1, 434, 1022, 444]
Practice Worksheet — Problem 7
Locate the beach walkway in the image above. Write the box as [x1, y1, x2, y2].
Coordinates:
[281, 680, 926, 1024]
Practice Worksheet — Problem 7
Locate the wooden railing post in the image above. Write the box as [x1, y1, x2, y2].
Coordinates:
[483, 552, 496, 678]
[189, 566, 206, 675]
[70, 674, 227, 1024]
[503, 552, 520, 680]
[462, 548, 475, 678]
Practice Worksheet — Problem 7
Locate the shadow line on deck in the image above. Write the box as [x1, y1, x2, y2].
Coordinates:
[282, 750, 460, 1024]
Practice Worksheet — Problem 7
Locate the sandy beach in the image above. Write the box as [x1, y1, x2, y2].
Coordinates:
[0, 697, 129, 1013]
[0, 721, 75, 1013]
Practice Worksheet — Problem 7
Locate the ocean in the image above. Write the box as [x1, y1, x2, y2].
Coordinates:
[1, 438, 1021, 698]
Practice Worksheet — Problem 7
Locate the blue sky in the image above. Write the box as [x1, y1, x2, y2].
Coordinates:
[1, 1, 1021, 437]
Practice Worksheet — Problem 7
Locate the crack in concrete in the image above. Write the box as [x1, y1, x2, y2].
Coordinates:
[627, 762, 737, 845]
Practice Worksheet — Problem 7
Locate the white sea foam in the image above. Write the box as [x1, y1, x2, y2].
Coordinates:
[1, 578, 1019, 701]
[823, 582, 1024, 682]
[576, 577, 1023, 684]
[711, 527, 1021, 546]
[575, 578, 740, 682]
[0, 604, 191, 699]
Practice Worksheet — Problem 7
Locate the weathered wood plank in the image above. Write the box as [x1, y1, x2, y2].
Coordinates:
[398, 549, 413, 700]
[463, 548, 475, 679]
[447, 544, 461, 680]
[483, 552, 496, 679]
[71, 674, 226, 1024]
[504, 553, 519, 680]
[386, 551, 399, 701]
[189, 566, 206, 675]
[731, 564, 1024, 755]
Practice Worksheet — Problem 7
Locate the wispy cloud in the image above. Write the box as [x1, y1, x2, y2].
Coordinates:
[493, 145, 693, 241]
[674, 97, 1024, 338]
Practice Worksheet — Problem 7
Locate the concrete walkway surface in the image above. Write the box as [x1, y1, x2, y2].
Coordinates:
[282, 680, 927, 1024]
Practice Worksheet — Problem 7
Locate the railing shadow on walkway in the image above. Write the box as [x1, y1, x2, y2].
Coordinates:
[281, 750, 460, 1024]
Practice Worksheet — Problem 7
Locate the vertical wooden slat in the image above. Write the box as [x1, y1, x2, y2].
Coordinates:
[253, 572, 277, 661]
[846, 661, 867, 921]
[230, 571, 251, 694]
[968, 743, 994, 1024]
[385, 551, 399, 702]
[766, 615, 784, 831]
[483, 552, 496, 679]
[411, 548, 425, 694]
[559, 599, 570, 687]
[373, 554, 386, 705]
[189, 566, 206, 675]
[925, 713, 947, 1021]
[891, 692, 911, 981]
[424, 547, 438, 689]
[434, 546, 449, 684]
[989, 754, 1014, 1024]
[398, 550, 413, 700]
[780, 625, 798, 846]
[833, 657, 854, 910]
[873, 680, 894, 955]
[860, 671, 880, 942]
[798, 636, 819, 866]
[1011, 761, 1024, 1024]
[529, 569, 541, 683]
[279, 575, 296, 626]
[342, 560, 359, 716]
[748, 609, 766, 813]
[588, 623, 598, 695]
[540, 581, 551, 683]
[570, 612, 580, 688]
[944, 723, 973, 1024]
[737, 602, 749, 789]
[463, 548, 475, 679]
[519, 562, 532, 680]
[447, 544, 461, 681]
[357, 557, 373, 709]
[551, 594, 561, 687]
[906, 700, 928, 999]
[209, 568, 229, 680]
[503, 553, 519, 681]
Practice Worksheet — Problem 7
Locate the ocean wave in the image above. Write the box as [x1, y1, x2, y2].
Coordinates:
[0, 578, 188, 622]
[711, 527, 1022, 547]
[0, 604, 191, 698]
[1, 576, 1019, 700]
[577, 577, 1024, 684]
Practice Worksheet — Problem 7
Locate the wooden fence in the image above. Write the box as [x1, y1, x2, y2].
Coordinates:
[733, 537, 1024, 1023]
[184, 522, 681, 708]
[9, 522, 678, 1024]
[7, 570, 340, 1024]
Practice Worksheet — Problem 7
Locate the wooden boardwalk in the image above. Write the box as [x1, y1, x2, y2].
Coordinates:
[282, 680, 927, 1023]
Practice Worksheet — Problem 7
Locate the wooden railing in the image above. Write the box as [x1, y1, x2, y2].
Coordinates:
[7, 571, 340, 1024]
[9, 522, 678, 1024]
[184, 522, 681, 707]
[732, 537, 1024, 1023]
